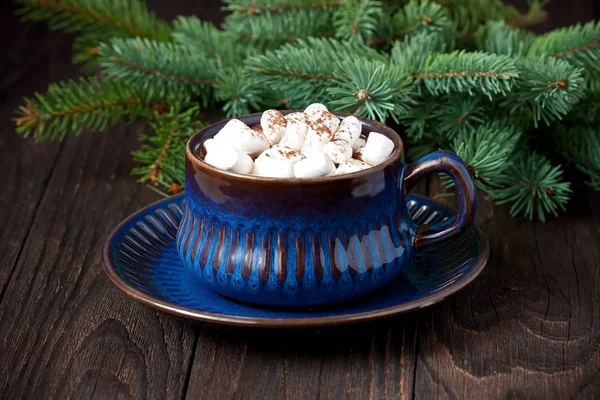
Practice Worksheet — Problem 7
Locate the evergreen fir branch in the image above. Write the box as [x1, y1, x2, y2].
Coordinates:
[14, 77, 166, 141]
[72, 34, 106, 71]
[223, 1, 336, 47]
[430, 95, 485, 138]
[447, 122, 520, 192]
[224, 0, 342, 16]
[334, 0, 382, 45]
[493, 152, 571, 222]
[398, 96, 440, 140]
[132, 105, 203, 191]
[246, 37, 387, 106]
[475, 20, 535, 58]
[529, 21, 600, 71]
[16, 0, 171, 67]
[392, 0, 451, 37]
[99, 38, 217, 101]
[368, 4, 398, 47]
[215, 67, 282, 117]
[554, 124, 600, 190]
[172, 17, 249, 66]
[511, 0, 549, 28]
[391, 30, 453, 72]
[327, 61, 414, 122]
[507, 57, 585, 125]
[564, 73, 600, 125]
[413, 51, 518, 98]
[434, 0, 519, 36]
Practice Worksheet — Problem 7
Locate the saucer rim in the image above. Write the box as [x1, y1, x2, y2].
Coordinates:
[102, 193, 489, 328]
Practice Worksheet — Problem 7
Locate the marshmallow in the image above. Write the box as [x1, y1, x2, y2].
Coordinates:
[301, 130, 328, 157]
[361, 132, 395, 166]
[269, 145, 305, 162]
[324, 140, 353, 164]
[333, 116, 362, 147]
[293, 152, 335, 178]
[307, 110, 340, 138]
[280, 112, 310, 151]
[304, 103, 328, 116]
[352, 137, 366, 152]
[204, 142, 254, 174]
[214, 119, 270, 157]
[301, 121, 334, 157]
[229, 151, 254, 174]
[260, 109, 287, 145]
[203, 138, 221, 154]
[334, 159, 370, 175]
[252, 146, 304, 178]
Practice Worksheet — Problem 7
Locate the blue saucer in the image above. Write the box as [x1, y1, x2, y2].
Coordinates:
[102, 194, 488, 327]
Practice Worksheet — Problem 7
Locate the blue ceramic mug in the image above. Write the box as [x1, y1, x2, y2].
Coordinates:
[177, 112, 477, 307]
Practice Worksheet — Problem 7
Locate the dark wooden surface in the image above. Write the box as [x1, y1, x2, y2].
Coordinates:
[0, 1, 599, 399]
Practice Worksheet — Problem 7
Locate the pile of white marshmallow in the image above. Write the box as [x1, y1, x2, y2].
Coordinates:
[202, 103, 395, 178]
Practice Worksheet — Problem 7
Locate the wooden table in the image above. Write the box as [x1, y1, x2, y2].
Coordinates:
[1, 1, 599, 398]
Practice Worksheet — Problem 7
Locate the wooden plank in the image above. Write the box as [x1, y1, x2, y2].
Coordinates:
[0, 9, 76, 298]
[0, 124, 197, 398]
[186, 318, 419, 400]
[411, 190, 600, 398]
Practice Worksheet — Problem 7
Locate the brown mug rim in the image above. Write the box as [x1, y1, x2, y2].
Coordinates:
[185, 111, 404, 185]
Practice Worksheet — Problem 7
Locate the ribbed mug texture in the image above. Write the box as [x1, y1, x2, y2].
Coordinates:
[177, 112, 416, 307]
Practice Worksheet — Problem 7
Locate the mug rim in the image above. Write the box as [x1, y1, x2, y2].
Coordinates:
[185, 111, 404, 185]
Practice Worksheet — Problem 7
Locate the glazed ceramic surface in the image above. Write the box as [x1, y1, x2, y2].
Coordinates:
[178, 112, 477, 306]
[103, 194, 489, 328]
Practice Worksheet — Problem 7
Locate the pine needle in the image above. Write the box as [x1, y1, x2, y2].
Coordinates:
[14, 77, 166, 141]
[131, 104, 203, 190]
[99, 38, 217, 102]
[529, 20, 600, 71]
[493, 152, 571, 222]
[414, 51, 518, 98]
[333, 0, 382, 45]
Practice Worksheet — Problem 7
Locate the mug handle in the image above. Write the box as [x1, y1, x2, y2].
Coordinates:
[402, 150, 477, 250]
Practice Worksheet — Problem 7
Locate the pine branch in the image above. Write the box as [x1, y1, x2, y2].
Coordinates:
[334, 0, 382, 45]
[327, 60, 415, 122]
[447, 121, 520, 192]
[529, 20, 600, 71]
[15, 0, 171, 68]
[225, 0, 342, 15]
[430, 95, 485, 138]
[564, 72, 600, 125]
[246, 37, 387, 108]
[132, 105, 203, 191]
[554, 124, 600, 190]
[413, 51, 518, 98]
[14, 77, 166, 141]
[223, 0, 338, 47]
[392, 0, 451, 37]
[493, 152, 571, 222]
[99, 38, 217, 101]
[475, 20, 535, 58]
[433, 0, 519, 36]
[398, 95, 441, 140]
[391, 29, 454, 72]
[506, 57, 585, 125]
[172, 17, 249, 66]
[215, 67, 283, 117]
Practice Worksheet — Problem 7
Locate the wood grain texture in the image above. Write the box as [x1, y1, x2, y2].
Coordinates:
[0, 125, 196, 398]
[411, 188, 600, 399]
[186, 318, 419, 400]
[1, 0, 599, 399]
[0, 12, 74, 299]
